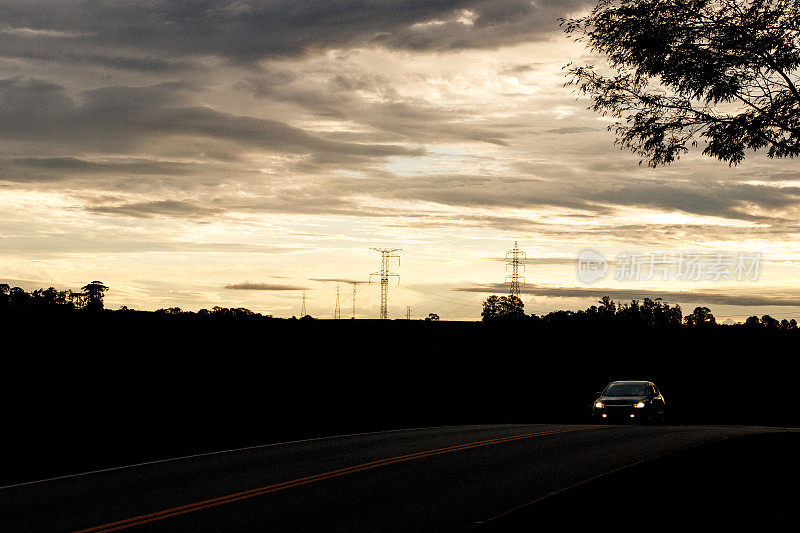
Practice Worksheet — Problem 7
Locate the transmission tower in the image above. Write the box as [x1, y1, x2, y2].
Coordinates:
[351, 281, 361, 319]
[300, 291, 307, 317]
[505, 241, 526, 298]
[406, 306, 412, 320]
[334, 285, 341, 319]
[369, 248, 401, 319]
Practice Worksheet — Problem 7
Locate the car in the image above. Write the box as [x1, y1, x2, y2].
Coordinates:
[592, 380, 666, 424]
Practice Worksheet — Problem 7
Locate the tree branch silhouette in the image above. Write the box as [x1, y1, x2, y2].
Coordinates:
[563, 0, 800, 166]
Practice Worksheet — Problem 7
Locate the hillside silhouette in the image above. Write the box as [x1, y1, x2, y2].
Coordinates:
[2, 282, 798, 485]
[3, 282, 797, 330]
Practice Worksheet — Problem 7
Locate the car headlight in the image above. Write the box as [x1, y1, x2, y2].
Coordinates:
[595, 401, 604, 409]
[635, 401, 646, 408]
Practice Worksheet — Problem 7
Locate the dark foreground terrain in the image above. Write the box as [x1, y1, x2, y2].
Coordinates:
[3, 425, 795, 532]
[478, 431, 800, 532]
[2, 313, 798, 486]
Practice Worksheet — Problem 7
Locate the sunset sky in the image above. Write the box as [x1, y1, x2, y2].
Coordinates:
[2, 0, 799, 321]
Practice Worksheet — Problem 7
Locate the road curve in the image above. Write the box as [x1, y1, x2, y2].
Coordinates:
[0, 424, 783, 532]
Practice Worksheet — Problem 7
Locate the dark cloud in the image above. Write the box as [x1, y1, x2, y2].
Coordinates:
[341, 172, 800, 225]
[545, 127, 601, 134]
[81, 191, 392, 220]
[13, 157, 107, 170]
[0, 1, 594, 62]
[225, 282, 307, 291]
[242, 76, 510, 146]
[1, 48, 195, 72]
[82, 55, 193, 72]
[0, 79, 422, 164]
[457, 284, 800, 308]
[3, 157, 211, 178]
[0, 277, 54, 290]
[88, 200, 225, 219]
[498, 63, 542, 75]
[486, 256, 577, 265]
[0, 235, 297, 256]
[71, 170, 800, 229]
[587, 182, 800, 223]
[310, 278, 365, 284]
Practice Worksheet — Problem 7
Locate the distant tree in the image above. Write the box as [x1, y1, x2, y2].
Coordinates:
[684, 306, 717, 327]
[157, 307, 183, 315]
[0, 283, 10, 310]
[617, 300, 634, 315]
[598, 296, 616, 316]
[68, 289, 86, 310]
[426, 313, 440, 321]
[640, 298, 658, 324]
[542, 309, 576, 325]
[745, 315, 763, 327]
[232, 307, 257, 319]
[617, 299, 642, 323]
[499, 295, 525, 319]
[549, 296, 681, 326]
[780, 318, 791, 329]
[563, 0, 800, 166]
[791, 318, 798, 329]
[761, 314, 780, 328]
[9, 287, 29, 308]
[481, 295, 525, 321]
[481, 296, 501, 321]
[81, 281, 109, 312]
[665, 302, 683, 326]
[633, 297, 682, 326]
[210, 306, 259, 319]
[30, 287, 73, 310]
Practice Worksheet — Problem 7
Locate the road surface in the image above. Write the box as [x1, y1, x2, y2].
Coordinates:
[0, 424, 789, 532]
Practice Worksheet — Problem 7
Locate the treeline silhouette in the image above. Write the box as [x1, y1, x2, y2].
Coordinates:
[483, 294, 798, 330]
[2, 283, 799, 486]
[4, 283, 799, 329]
[0, 281, 108, 313]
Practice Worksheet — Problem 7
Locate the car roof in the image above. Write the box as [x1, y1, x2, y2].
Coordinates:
[609, 380, 652, 385]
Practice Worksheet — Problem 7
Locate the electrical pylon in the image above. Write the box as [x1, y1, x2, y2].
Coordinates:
[506, 241, 526, 298]
[406, 306, 412, 320]
[369, 248, 401, 319]
[300, 291, 307, 317]
[351, 281, 361, 319]
[334, 285, 341, 319]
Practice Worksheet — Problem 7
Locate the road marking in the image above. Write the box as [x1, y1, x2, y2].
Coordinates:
[1, 424, 494, 491]
[73, 426, 608, 532]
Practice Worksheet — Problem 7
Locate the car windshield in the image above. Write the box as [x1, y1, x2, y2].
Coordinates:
[604, 383, 649, 396]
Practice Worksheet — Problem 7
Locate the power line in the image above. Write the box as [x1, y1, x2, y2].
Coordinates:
[506, 241, 526, 298]
[402, 286, 479, 306]
[369, 248, 401, 320]
[395, 286, 478, 320]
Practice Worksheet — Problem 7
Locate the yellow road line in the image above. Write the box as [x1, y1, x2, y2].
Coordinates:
[74, 426, 608, 532]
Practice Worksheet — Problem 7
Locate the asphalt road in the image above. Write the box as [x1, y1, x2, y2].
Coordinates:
[0, 424, 788, 532]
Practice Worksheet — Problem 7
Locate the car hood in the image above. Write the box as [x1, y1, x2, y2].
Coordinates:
[598, 395, 648, 403]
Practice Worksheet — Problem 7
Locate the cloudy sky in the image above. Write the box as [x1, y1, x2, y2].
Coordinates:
[2, 0, 799, 321]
